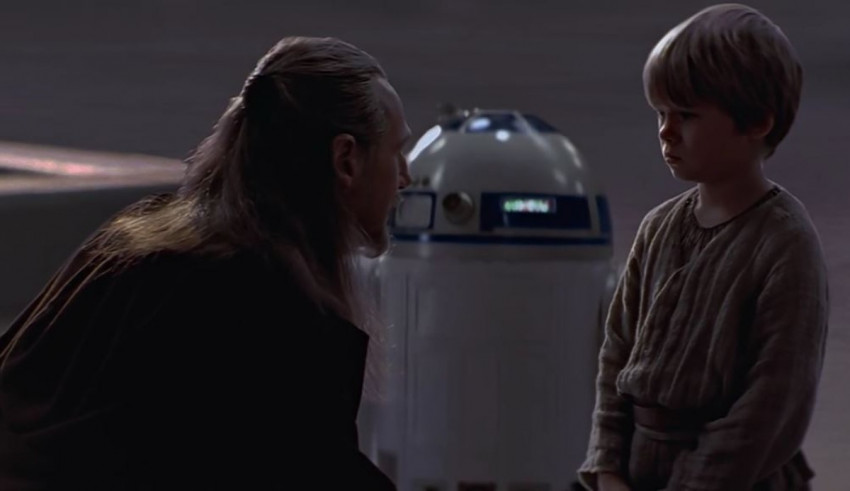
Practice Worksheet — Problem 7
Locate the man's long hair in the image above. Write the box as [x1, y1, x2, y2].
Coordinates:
[0, 38, 394, 402]
[97, 36, 388, 325]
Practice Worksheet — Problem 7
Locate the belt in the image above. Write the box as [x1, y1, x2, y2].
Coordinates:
[632, 404, 710, 443]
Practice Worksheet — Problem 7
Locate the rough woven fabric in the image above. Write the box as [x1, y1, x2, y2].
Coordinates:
[579, 185, 830, 491]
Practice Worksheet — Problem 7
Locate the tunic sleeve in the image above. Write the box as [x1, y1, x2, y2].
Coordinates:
[578, 217, 648, 489]
[666, 230, 829, 490]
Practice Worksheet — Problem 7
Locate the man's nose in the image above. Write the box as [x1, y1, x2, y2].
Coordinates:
[398, 160, 411, 189]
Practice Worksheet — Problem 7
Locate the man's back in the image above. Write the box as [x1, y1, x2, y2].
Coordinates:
[0, 244, 394, 490]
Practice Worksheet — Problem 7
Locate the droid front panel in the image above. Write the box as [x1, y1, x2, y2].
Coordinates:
[364, 258, 612, 491]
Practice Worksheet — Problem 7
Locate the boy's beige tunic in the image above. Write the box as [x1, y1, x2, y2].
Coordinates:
[579, 185, 829, 490]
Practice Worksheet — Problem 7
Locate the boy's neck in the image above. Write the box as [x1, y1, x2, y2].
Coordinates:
[694, 166, 773, 228]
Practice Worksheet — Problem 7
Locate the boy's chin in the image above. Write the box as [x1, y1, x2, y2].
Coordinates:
[668, 166, 698, 183]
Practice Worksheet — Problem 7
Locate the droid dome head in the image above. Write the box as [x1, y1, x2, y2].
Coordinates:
[390, 107, 612, 260]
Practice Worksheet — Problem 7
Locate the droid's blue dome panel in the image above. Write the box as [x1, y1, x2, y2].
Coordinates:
[440, 111, 560, 134]
[440, 117, 465, 131]
[398, 107, 612, 256]
[522, 113, 559, 133]
[464, 113, 522, 133]
[595, 196, 612, 235]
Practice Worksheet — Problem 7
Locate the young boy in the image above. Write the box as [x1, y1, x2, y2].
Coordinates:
[579, 4, 829, 490]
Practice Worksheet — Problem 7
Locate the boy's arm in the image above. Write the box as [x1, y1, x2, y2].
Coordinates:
[667, 231, 829, 490]
[578, 220, 647, 489]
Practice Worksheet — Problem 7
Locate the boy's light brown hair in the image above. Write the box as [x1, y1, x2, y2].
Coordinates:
[643, 3, 803, 157]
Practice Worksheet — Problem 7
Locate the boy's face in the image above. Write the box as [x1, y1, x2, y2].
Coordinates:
[650, 98, 769, 184]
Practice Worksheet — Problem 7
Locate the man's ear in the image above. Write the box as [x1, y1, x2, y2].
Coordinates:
[748, 114, 774, 141]
[331, 133, 363, 190]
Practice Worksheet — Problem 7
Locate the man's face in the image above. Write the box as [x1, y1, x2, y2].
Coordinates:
[348, 77, 412, 255]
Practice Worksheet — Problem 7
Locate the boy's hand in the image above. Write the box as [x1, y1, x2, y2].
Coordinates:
[598, 472, 631, 491]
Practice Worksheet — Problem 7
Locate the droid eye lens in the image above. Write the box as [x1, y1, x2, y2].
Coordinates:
[441, 192, 475, 224]
[443, 194, 460, 210]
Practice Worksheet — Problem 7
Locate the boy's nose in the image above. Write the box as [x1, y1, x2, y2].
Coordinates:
[659, 121, 678, 142]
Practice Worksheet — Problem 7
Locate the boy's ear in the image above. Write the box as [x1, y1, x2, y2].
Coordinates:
[748, 114, 774, 141]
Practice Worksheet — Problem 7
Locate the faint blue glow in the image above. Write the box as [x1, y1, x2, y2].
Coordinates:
[407, 125, 442, 162]
[468, 117, 491, 131]
[495, 130, 510, 142]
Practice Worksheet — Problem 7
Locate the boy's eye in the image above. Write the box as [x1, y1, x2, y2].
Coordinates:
[680, 111, 696, 119]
